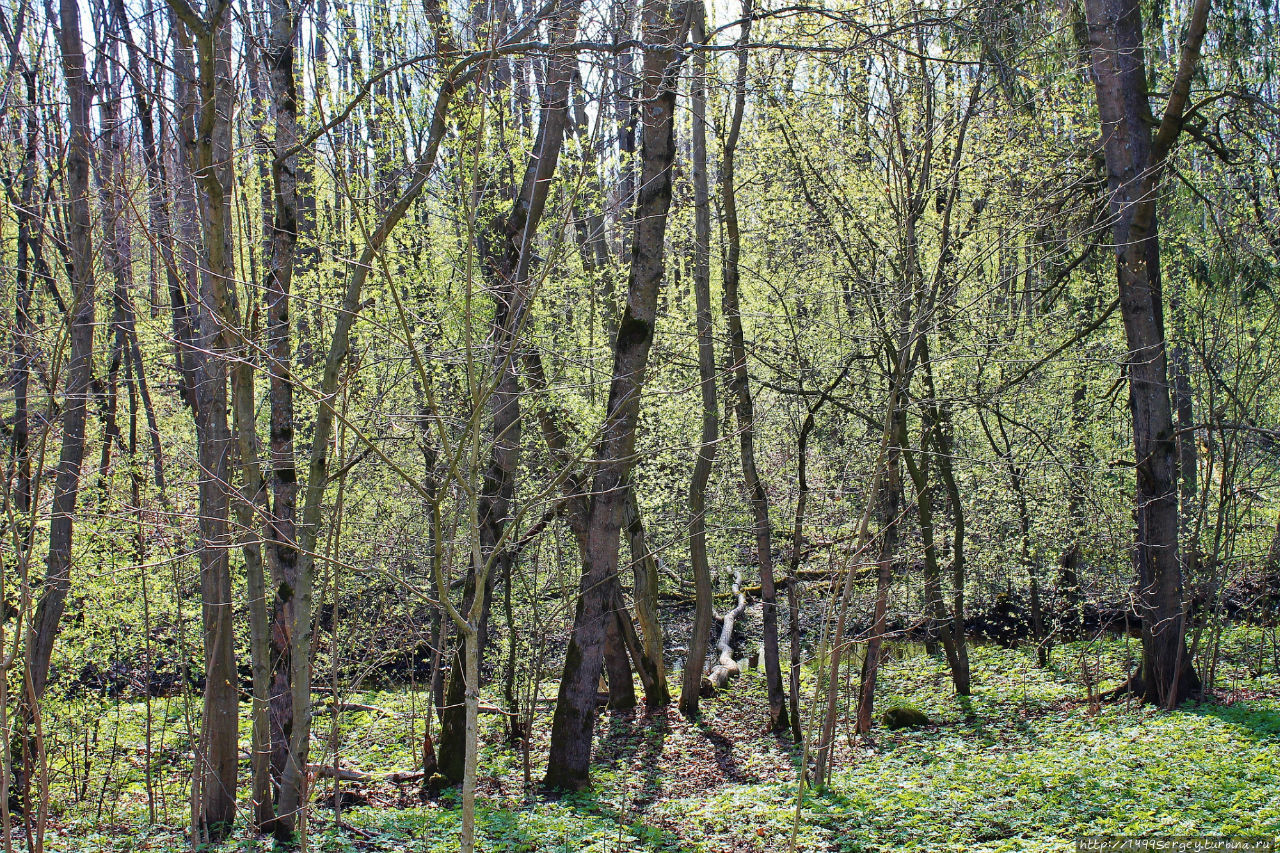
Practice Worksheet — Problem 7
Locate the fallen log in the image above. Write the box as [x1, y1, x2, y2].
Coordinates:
[310, 764, 373, 783]
[308, 764, 427, 785]
[702, 568, 747, 696]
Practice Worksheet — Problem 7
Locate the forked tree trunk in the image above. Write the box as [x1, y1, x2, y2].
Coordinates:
[544, 0, 691, 790]
[439, 0, 585, 780]
[567, 76, 669, 707]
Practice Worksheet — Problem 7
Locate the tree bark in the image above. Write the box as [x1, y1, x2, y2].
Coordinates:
[719, 0, 788, 735]
[166, 5, 243, 838]
[543, 0, 691, 791]
[27, 0, 99, 713]
[262, 0, 304, 826]
[855, 407, 903, 735]
[438, 0, 584, 781]
[1083, 0, 1210, 707]
[679, 2, 718, 720]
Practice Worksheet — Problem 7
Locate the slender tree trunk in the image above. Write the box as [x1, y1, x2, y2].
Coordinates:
[902, 414, 965, 691]
[680, 2, 717, 719]
[1058, 374, 1088, 637]
[934, 399, 971, 695]
[856, 408, 903, 734]
[26, 0, 99, 715]
[171, 9, 244, 839]
[620, 490, 669, 704]
[719, 0, 788, 734]
[979, 411, 1047, 665]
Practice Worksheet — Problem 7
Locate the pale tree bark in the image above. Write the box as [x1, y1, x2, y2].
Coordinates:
[1083, 0, 1211, 707]
[544, 0, 691, 791]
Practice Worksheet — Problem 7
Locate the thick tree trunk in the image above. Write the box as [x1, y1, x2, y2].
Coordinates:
[262, 0, 303, 826]
[544, 0, 690, 790]
[566, 79, 668, 706]
[1084, 0, 1210, 707]
[169, 9, 244, 840]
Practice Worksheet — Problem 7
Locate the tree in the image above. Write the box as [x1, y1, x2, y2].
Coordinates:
[544, 0, 692, 790]
[1083, 0, 1211, 707]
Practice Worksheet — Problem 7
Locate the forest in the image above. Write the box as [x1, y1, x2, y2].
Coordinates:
[0, 0, 1279, 848]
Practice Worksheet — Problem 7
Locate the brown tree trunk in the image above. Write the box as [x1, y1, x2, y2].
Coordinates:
[856, 408, 903, 735]
[27, 0, 99, 711]
[902, 403, 965, 693]
[261, 0, 303, 831]
[544, 0, 691, 790]
[438, 0, 585, 780]
[168, 6, 243, 838]
[719, 0, 788, 734]
[1083, 0, 1210, 707]
[680, 2, 717, 719]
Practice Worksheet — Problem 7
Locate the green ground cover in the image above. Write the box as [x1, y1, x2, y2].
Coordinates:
[28, 631, 1280, 851]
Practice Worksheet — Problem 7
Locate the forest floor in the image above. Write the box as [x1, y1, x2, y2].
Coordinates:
[31, 629, 1280, 852]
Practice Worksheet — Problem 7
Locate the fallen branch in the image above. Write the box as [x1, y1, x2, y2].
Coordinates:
[702, 568, 747, 695]
[337, 820, 376, 840]
[323, 701, 400, 716]
[310, 764, 374, 783]
[308, 764, 428, 785]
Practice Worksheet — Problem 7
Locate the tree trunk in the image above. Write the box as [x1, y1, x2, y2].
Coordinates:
[27, 0, 99, 719]
[856, 409, 903, 735]
[719, 0, 787, 734]
[168, 8, 243, 839]
[1083, 0, 1210, 707]
[438, 0, 584, 781]
[902, 411, 965, 693]
[680, 4, 717, 718]
[544, 0, 690, 790]
[263, 0, 303, 825]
